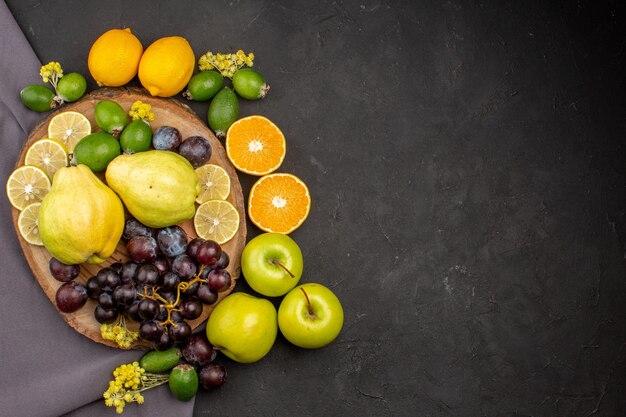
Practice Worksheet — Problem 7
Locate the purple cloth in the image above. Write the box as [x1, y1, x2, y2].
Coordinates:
[0, 2, 195, 416]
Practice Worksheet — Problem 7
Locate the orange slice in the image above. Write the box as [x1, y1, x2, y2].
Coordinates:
[248, 173, 311, 234]
[225, 115, 286, 176]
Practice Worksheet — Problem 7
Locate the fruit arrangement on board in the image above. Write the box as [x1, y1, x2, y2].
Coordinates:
[8, 27, 343, 413]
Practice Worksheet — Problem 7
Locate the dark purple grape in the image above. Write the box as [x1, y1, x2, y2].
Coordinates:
[180, 298, 203, 320]
[159, 290, 177, 304]
[140, 320, 164, 341]
[179, 136, 212, 168]
[153, 256, 170, 276]
[169, 321, 192, 342]
[136, 264, 159, 286]
[196, 284, 217, 305]
[154, 331, 174, 351]
[197, 284, 218, 305]
[208, 269, 231, 292]
[127, 235, 158, 264]
[55, 281, 88, 313]
[214, 251, 230, 269]
[196, 240, 222, 266]
[153, 126, 182, 151]
[138, 298, 160, 320]
[182, 281, 200, 298]
[120, 262, 139, 283]
[171, 254, 197, 279]
[126, 300, 142, 322]
[182, 333, 216, 367]
[123, 218, 153, 241]
[98, 292, 116, 310]
[49, 257, 80, 282]
[86, 276, 101, 299]
[199, 363, 227, 390]
[96, 268, 121, 291]
[112, 284, 137, 307]
[161, 272, 181, 290]
[95, 305, 119, 324]
[170, 310, 183, 323]
[109, 262, 123, 274]
[157, 226, 188, 257]
[156, 305, 168, 321]
[186, 237, 205, 261]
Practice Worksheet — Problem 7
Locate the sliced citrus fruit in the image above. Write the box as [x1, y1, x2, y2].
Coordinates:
[225, 115, 286, 176]
[24, 138, 68, 180]
[194, 200, 240, 244]
[195, 164, 231, 204]
[248, 173, 311, 234]
[47, 111, 91, 152]
[6, 165, 51, 210]
[18, 202, 43, 245]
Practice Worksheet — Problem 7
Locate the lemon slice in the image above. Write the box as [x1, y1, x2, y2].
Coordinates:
[24, 138, 68, 180]
[47, 111, 91, 152]
[195, 164, 231, 204]
[18, 202, 44, 245]
[6, 166, 51, 210]
[194, 200, 240, 244]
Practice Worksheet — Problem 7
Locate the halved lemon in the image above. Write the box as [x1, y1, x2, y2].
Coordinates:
[18, 202, 43, 245]
[225, 115, 286, 176]
[195, 164, 231, 204]
[24, 138, 68, 180]
[47, 111, 91, 152]
[6, 165, 51, 210]
[194, 200, 240, 244]
[248, 173, 311, 234]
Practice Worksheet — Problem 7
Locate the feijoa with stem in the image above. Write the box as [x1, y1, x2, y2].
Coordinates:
[183, 71, 223, 101]
[20, 85, 56, 112]
[208, 87, 239, 139]
[233, 68, 270, 100]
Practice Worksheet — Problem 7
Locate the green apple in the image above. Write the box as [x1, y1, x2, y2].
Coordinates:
[278, 283, 344, 349]
[206, 292, 277, 363]
[241, 232, 303, 297]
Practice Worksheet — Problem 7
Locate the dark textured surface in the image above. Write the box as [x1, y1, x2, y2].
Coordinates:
[6, 0, 626, 416]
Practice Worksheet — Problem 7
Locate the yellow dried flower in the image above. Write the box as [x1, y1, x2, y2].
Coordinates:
[198, 50, 255, 78]
[128, 101, 155, 122]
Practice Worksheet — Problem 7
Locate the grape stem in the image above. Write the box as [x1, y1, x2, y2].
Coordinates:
[271, 259, 295, 278]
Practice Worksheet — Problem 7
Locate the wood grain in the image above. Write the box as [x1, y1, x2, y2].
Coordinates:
[10, 87, 247, 349]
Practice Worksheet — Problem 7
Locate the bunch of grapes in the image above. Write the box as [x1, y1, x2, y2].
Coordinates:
[85, 218, 232, 350]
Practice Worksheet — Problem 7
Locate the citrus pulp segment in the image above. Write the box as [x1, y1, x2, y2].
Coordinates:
[24, 138, 68, 180]
[194, 200, 240, 244]
[195, 164, 231, 204]
[248, 173, 311, 234]
[225, 115, 286, 175]
[18, 202, 43, 245]
[47, 111, 91, 152]
[6, 165, 51, 211]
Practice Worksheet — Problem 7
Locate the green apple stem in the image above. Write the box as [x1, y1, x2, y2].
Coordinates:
[300, 287, 316, 318]
[271, 259, 296, 278]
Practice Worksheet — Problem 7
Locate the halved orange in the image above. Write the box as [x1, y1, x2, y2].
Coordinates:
[226, 115, 286, 176]
[248, 173, 311, 234]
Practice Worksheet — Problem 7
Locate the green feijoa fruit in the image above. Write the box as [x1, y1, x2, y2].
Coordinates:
[20, 85, 56, 112]
[183, 71, 224, 101]
[140, 347, 182, 373]
[94, 100, 127, 136]
[208, 87, 239, 139]
[72, 132, 120, 172]
[169, 364, 199, 401]
[57, 73, 87, 102]
[119, 120, 153, 154]
[232, 68, 270, 100]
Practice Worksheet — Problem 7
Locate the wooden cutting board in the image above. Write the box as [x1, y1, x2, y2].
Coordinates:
[10, 87, 247, 349]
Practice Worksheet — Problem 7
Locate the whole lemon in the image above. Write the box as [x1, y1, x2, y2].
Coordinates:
[88, 28, 143, 87]
[138, 36, 195, 97]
